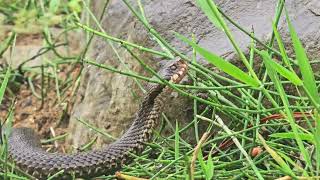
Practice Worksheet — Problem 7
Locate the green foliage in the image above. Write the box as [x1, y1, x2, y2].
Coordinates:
[68, 0, 82, 13]
[258, 134, 296, 177]
[176, 33, 260, 87]
[0, 0, 82, 34]
[285, 10, 320, 108]
[197, 148, 214, 180]
[0, 68, 10, 105]
[1, 0, 319, 179]
[195, 0, 223, 30]
[270, 132, 314, 144]
[256, 49, 302, 86]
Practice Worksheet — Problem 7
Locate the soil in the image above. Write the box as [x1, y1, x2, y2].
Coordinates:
[0, 32, 81, 152]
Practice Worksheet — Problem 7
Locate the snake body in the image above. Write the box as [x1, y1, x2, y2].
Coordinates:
[7, 60, 187, 179]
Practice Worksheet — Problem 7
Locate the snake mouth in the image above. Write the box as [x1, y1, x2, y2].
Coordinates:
[169, 59, 188, 84]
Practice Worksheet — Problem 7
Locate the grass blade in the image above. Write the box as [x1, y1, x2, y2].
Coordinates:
[197, 151, 208, 179]
[285, 10, 320, 107]
[176, 33, 259, 87]
[260, 49, 313, 175]
[206, 148, 214, 180]
[195, 0, 223, 30]
[278, 151, 308, 176]
[270, 132, 314, 144]
[0, 33, 15, 57]
[314, 111, 320, 175]
[272, 21, 291, 68]
[0, 68, 10, 105]
[175, 120, 180, 173]
[258, 134, 296, 177]
[255, 49, 302, 86]
[49, 0, 61, 13]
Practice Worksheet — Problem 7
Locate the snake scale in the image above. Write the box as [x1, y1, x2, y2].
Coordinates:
[6, 59, 187, 179]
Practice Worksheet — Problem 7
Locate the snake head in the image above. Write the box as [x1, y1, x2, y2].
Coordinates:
[158, 59, 187, 84]
[146, 59, 187, 92]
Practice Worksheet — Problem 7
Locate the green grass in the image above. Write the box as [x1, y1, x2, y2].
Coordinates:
[0, 0, 319, 179]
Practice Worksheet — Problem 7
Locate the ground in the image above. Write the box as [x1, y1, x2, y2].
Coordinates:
[0, 32, 81, 152]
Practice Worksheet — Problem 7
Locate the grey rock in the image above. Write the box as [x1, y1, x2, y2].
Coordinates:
[67, 0, 320, 148]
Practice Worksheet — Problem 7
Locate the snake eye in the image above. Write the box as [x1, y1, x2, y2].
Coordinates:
[170, 65, 177, 70]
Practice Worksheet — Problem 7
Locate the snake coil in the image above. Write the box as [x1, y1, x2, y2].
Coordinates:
[7, 59, 187, 179]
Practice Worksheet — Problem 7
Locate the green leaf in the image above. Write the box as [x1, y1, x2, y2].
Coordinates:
[0, 33, 15, 57]
[260, 42, 313, 173]
[0, 68, 10, 105]
[195, 0, 223, 30]
[206, 149, 214, 180]
[270, 132, 314, 144]
[272, 21, 291, 68]
[256, 50, 303, 86]
[68, 0, 82, 13]
[176, 33, 260, 87]
[314, 112, 320, 174]
[49, 0, 60, 14]
[286, 10, 320, 106]
[197, 150, 208, 177]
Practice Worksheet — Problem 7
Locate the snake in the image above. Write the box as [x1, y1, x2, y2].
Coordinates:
[6, 59, 187, 179]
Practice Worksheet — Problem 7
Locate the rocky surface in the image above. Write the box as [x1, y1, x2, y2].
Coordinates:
[67, 0, 320, 147]
[1, 29, 81, 69]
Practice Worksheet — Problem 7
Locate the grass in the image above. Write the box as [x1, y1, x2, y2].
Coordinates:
[0, 0, 319, 179]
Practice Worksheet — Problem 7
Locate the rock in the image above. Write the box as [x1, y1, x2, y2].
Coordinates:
[67, 0, 320, 147]
[1, 28, 81, 69]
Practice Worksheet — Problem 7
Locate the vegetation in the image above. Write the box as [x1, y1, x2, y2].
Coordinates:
[0, 0, 319, 179]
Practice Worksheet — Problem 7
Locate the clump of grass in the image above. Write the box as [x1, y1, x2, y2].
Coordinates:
[0, 1, 83, 179]
[1, 0, 319, 179]
[0, 0, 82, 34]
[74, 0, 319, 179]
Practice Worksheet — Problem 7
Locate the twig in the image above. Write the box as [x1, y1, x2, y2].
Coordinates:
[275, 175, 320, 180]
[17, 42, 68, 75]
[76, 118, 115, 140]
[190, 132, 209, 180]
[115, 172, 149, 180]
[49, 127, 58, 148]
